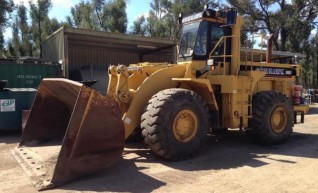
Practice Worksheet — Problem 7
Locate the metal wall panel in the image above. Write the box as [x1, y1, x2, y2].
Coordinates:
[68, 47, 140, 71]
[142, 54, 174, 63]
[43, 27, 177, 93]
[42, 29, 64, 63]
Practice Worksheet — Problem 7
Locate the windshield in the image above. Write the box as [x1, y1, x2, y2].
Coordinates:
[179, 21, 225, 61]
[194, 21, 208, 56]
[210, 26, 224, 56]
[179, 22, 200, 58]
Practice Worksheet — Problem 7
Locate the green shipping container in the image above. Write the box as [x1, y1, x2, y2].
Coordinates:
[0, 58, 61, 88]
[0, 88, 37, 130]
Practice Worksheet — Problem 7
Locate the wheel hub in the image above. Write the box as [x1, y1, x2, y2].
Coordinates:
[172, 109, 198, 142]
[271, 106, 288, 133]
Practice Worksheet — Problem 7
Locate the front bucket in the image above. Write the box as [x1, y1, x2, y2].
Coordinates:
[11, 78, 124, 190]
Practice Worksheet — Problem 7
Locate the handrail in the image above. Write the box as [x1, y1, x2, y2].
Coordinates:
[208, 35, 240, 75]
[209, 36, 225, 58]
[245, 33, 266, 71]
[208, 32, 271, 75]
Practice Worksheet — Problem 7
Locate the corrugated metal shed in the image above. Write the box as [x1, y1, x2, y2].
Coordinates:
[42, 26, 177, 93]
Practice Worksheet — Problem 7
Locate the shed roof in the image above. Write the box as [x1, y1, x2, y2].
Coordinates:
[46, 26, 177, 55]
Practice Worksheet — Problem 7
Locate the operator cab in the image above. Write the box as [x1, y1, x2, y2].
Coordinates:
[178, 7, 237, 62]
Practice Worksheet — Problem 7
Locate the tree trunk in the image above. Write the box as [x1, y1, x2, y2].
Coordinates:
[316, 48, 318, 88]
[280, 27, 287, 51]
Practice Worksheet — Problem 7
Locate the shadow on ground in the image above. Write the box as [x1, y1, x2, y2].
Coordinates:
[127, 129, 318, 171]
[5, 106, 318, 192]
[57, 158, 166, 193]
[307, 106, 318, 114]
[56, 126, 318, 192]
[0, 130, 21, 144]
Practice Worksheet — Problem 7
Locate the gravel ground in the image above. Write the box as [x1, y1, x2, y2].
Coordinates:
[1, 106, 318, 193]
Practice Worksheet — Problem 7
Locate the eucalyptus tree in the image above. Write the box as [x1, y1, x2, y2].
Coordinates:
[226, 0, 318, 52]
[67, 0, 127, 33]
[29, 0, 52, 57]
[0, 0, 14, 54]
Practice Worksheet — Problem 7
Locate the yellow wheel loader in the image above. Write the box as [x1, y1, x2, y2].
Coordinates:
[12, 6, 309, 190]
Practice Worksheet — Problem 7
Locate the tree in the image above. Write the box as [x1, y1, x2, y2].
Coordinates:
[6, 2, 66, 57]
[301, 34, 318, 88]
[67, 1, 98, 30]
[103, 0, 127, 33]
[315, 34, 318, 88]
[8, 18, 20, 56]
[0, 0, 14, 54]
[0, 31, 4, 55]
[0, 0, 14, 27]
[92, 0, 105, 29]
[130, 15, 146, 36]
[67, 0, 127, 33]
[226, 0, 318, 52]
[6, 4, 32, 57]
[29, 0, 52, 57]
[131, 0, 215, 39]
[18, 4, 32, 56]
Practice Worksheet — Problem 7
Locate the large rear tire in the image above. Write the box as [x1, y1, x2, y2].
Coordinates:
[141, 88, 210, 160]
[249, 91, 293, 145]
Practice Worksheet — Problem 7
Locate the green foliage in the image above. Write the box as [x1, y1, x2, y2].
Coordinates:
[6, 1, 66, 57]
[104, 0, 127, 33]
[29, 0, 51, 23]
[68, 1, 98, 30]
[0, 0, 14, 54]
[6, 4, 30, 57]
[68, 0, 127, 33]
[0, 31, 4, 52]
[130, 15, 146, 36]
[226, 0, 318, 52]
[131, 0, 216, 39]
[29, 0, 52, 57]
[226, 0, 318, 88]
[0, 0, 14, 28]
[301, 34, 318, 88]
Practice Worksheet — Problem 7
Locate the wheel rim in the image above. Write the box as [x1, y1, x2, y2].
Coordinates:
[270, 106, 288, 134]
[172, 109, 198, 142]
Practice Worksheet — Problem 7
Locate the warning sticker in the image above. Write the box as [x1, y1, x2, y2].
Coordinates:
[0, 99, 16, 112]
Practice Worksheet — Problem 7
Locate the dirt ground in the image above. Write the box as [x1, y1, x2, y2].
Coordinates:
[1, 106, 318, 193]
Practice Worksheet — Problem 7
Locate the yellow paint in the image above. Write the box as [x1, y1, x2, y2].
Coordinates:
[106, 13, 309, 138]
[172, 109, 198, 142]
[106, 65, 118, 100]
[122, 65, 186, 139]
[271, 107, 288, 134]
[172, 78, 219, 111]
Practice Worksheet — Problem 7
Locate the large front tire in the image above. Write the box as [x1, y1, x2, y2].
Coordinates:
[141, 88, 210, 160]
[249, 91, 294, 145]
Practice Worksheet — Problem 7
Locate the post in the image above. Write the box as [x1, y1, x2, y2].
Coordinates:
[266, 35, 273, 63]
[38, 0, 42, 58]
[316, 44, 318, 89]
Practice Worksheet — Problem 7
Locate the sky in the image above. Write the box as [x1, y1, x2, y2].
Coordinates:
[4, 0, 152, 39]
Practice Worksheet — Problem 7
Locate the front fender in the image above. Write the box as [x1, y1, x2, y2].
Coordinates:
[123, 65, 186, 139]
